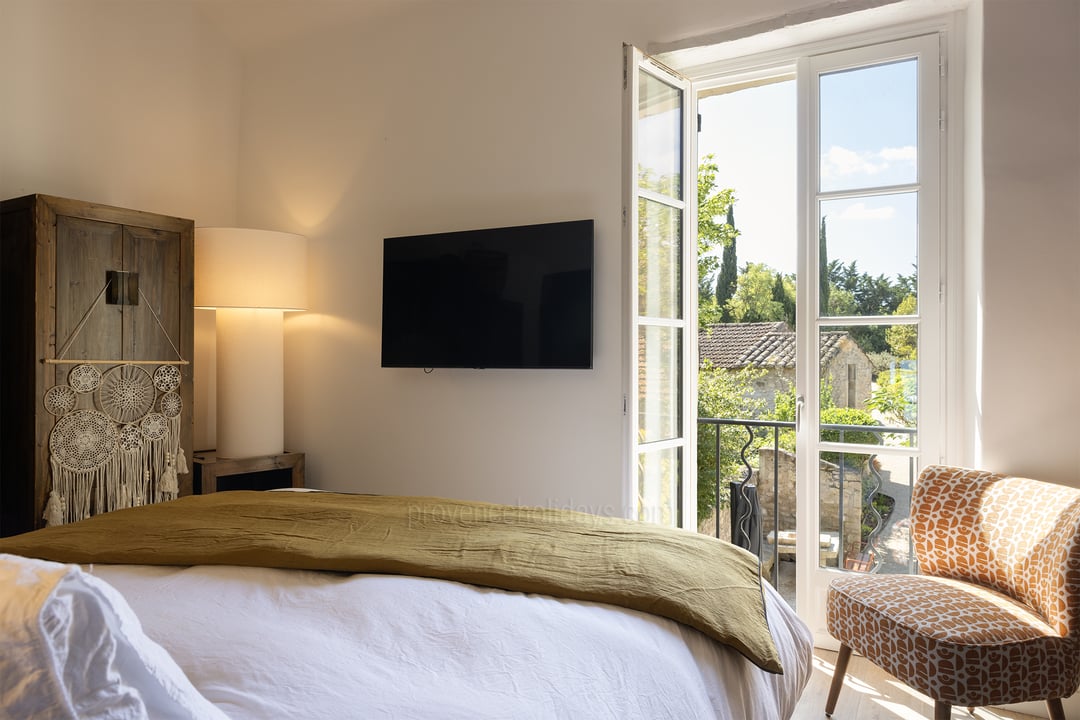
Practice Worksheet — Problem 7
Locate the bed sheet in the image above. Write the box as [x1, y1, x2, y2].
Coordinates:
[93, 564, 812, 719]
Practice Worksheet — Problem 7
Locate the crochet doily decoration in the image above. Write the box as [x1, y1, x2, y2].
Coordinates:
[98, 364, 156, 424]
[68, 364, 102, 393]
[160, 391, 183, 419]
[43, 385, 77, 416]
[118, 423, 143, 452]
[140, 412, 169, 441]
[49, 409, 118, 471]
[153, 364, 182, 393]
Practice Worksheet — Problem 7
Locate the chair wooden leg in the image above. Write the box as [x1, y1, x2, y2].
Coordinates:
[934, 700, 952, 720]
[1047, 698, 1065, 720]
[824, 644, 852, 716]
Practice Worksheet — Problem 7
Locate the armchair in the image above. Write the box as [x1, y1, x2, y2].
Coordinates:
[825, 465, 1080, 720]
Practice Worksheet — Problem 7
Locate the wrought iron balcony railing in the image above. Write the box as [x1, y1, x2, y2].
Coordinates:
[697, 416, 917, 588]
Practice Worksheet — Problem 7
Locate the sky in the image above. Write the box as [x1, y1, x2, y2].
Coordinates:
[695, 59, 919, 281]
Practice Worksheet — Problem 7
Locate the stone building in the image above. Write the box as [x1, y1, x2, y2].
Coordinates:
[698, 322, 874, 412]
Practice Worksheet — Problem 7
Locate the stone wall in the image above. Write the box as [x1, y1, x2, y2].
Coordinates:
[698, 447, 864, 564]
[825, 336, 875, 409]
[754, 448, 863, 560]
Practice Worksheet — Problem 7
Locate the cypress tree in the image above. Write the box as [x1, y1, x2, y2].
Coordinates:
[772, 273, 796, 329]
[819, 215, 830, 314]
[715, 204, 738, 322]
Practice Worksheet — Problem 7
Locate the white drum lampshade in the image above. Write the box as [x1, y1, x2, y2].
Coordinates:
[195, 228, 308, 459]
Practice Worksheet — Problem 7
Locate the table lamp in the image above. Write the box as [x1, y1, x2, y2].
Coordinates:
[194, 227, 307, 459]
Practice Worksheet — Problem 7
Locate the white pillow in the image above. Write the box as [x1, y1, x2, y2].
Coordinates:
[0, 553, 229, 720]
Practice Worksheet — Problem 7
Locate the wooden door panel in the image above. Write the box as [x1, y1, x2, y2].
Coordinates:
[55, 216, 124, 362]
[124, 226, 181, 362]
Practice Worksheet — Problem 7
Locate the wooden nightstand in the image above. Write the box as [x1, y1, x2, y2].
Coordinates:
[192, 451, 305, 493]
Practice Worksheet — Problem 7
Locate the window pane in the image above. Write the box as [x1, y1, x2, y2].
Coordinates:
[819, 59, 917, 193]
[818, 451, 916, 574]
[638, 446, 681, 527]
[638, 324, 681, 443]
[819, 193, 917, 317]
[819, 324, 918, 438]
[638, 198, 682, 319]
[638, 72, 683, 199]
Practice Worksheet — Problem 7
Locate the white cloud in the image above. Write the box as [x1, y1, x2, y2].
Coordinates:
[880, 145, 917, 162]
[820, 144, 917, 180]
[837, 202, 896, 221]
[821, 145, 885, 178]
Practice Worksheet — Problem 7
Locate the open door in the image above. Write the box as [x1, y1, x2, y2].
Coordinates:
[623, 45, 698, 529]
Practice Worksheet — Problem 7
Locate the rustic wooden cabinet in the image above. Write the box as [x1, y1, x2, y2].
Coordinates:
[0, 195, 194, 536]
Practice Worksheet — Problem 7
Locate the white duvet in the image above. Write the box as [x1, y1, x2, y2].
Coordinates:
[89, 564, 812, 720]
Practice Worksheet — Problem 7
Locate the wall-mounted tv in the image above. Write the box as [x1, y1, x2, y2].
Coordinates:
[381, 219, 593, 369]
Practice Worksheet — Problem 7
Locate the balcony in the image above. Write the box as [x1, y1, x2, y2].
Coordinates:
[697, 416, 918, 601]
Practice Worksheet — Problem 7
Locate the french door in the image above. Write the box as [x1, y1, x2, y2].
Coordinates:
[627, 31, 946, 641]
[623, 45, 697, 529]
[796, 34, 943, 643]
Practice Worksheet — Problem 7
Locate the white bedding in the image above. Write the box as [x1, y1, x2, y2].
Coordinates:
[90, 564, 812, 720]
[0, 554, 228, 720]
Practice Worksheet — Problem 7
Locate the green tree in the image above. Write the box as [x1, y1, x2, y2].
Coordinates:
[819, 216, 830, 314]
[726, 262, 786, 323]
[867, 372, 917, 429]
[827, 287, 858, 317]
[715, 204, 738, 321]
[696, 155, 737, 328]
[885, 294, 918, 359]
[697, 363, 766, 522]
[771, 272, 796, 328]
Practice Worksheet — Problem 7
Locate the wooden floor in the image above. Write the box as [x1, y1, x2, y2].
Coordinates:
[791, 648, 1042, 720]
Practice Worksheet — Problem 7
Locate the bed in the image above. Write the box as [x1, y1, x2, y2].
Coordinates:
[0, 491, 813, 719]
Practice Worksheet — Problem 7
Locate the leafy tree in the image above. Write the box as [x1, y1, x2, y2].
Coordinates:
[827, 287, 858, 317]
[696, 155, 737, 328]
[697, 363, 767, 522]
[725, 262, 786, 323]
[870, 294, 919, 430]
[867, 372, 917, 429]
[885, 294, 918, 359]
[829, 260, 860, 294]
[854, 273, 904, 317]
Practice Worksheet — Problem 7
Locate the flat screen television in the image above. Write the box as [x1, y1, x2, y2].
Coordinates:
[381, 219, 593, 369]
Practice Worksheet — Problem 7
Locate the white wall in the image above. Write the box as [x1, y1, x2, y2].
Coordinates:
[976, 0, 1080, 487]
[233, 0, 1080, 516]
[233, 0, 828, 512]
[3, 0, 1075, 512]
[0, 0, 242, 451]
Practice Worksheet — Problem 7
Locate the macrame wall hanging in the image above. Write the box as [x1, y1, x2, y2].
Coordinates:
[41, 274, 189, 527]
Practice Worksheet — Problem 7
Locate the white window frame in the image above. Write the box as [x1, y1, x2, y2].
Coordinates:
[622, 46, 698, 528]
[637, 11, 966, 639]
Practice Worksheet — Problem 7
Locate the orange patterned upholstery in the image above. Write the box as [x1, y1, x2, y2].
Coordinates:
[825, 465, 1080, 718]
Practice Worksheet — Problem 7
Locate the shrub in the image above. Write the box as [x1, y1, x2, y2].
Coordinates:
[820, 407, 881, 467]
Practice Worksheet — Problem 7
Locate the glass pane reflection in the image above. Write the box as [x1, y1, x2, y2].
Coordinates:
[638, 446, 681, 527]
[638, 198, 682, 319]
[638, 325, 681, 443]
[818, 451, 916, 575]
[638, 72, 683, 199]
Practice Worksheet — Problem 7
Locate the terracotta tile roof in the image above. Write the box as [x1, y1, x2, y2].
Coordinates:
[698, 322, 787, 368]
[699, 322, 851, 369]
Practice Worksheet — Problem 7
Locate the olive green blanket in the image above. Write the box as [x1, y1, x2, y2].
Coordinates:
[0, 491, 782, 673]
